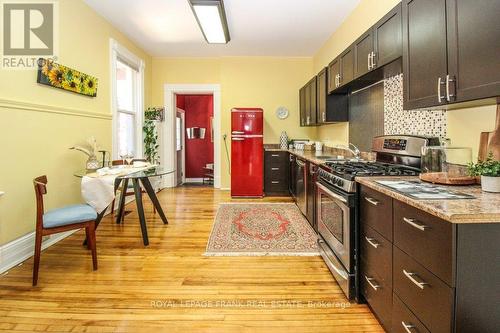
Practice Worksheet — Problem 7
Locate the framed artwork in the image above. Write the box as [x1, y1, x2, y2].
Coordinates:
[37, 58, 98, 97]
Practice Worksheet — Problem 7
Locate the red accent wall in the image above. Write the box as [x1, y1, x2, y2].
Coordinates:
[176, 94, 214, 178]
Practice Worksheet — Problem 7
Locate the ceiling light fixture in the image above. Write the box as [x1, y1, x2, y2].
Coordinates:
[188, 0, 230, 44]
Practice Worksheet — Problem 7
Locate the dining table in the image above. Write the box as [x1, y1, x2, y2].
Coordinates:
[74, 166, 174, 246]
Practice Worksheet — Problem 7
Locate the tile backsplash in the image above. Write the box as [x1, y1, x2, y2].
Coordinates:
[384, 74, 447, 138]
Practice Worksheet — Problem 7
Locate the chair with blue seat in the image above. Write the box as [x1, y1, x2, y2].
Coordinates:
[32, 175, 98, 286]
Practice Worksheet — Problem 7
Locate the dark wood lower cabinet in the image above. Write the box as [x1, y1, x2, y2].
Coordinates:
[392, 293, 430, 333]
[359, 184, 500, 333]
[393, 246, 454, 333]
[263, 151, 289, 196]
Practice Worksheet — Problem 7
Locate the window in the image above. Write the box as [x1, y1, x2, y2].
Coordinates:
[110, 39, 144, 160]
[116, 60, 137, 155]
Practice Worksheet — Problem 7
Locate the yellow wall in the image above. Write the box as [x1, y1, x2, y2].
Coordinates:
[0, 0, 152, 245]
[312, 0, 497, 157]
[152, 56, 316, 188]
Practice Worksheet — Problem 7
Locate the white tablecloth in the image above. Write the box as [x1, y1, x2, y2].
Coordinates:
[81, 165, 154, 213]
[81, 175, 117, 213]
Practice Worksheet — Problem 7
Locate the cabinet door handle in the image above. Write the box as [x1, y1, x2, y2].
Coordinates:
[437, 77, 445, 103]
[364, 197, 379, 206]
[322, 112, 326, 122]
[446, 74, 455, 102]
[365, 236, 380, 249]
[403, 217, 427, 231]
[271, 181, 280, 184]
[271, 167, 280, 171]
[368, 53, 372, 70]
[371, 51, 377, 69]
[403, 269, 428, 290]
[401, 322, 416, 333]
[271, 154, 280, 157]
[364, 275, 380, 291]
[306, 116, 310, 125]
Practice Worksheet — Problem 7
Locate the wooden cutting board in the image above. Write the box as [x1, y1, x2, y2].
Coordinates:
[478, 104, 500, 161]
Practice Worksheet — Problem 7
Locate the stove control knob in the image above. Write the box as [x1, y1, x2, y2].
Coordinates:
[337, 179, 344, 187]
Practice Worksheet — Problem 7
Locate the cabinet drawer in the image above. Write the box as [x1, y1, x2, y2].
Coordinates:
[360, 186, 393, 241]
[393, 200, 454, 286]
[360, 257, 392, 331]
[360, 224, 392, 286]
[392, 293, 430, 333]
[393, 246, 454, 333]
[264, 151, 288, 166]
[265, 179, 289, 195]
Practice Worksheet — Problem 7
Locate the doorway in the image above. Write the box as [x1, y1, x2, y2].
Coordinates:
[163, 84, 221, 189]
[176, 94, 214, 186]
[176, 110, 185, 186]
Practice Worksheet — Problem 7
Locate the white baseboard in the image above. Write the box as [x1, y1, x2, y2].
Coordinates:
[185, 178, 204, 183]
[0, 195, 139, 275]
[0, 229, 78, 275]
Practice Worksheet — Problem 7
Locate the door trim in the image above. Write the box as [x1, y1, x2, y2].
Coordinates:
[163, 84, 221, 189]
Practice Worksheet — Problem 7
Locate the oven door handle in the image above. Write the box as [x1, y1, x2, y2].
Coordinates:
[316, 182, 347, 203]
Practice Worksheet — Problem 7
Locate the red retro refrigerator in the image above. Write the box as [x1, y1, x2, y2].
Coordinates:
[231, 108, 264, 197]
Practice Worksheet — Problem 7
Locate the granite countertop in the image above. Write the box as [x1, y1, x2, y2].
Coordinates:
[357, 176, 500, 224]
[264, 146, 349, 165]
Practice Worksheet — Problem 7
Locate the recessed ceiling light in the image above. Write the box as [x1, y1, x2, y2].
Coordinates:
[188, 0, 230, 44]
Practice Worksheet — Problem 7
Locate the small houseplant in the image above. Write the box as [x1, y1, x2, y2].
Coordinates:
[467, 153, 500, 192]
[70, 136, 100, 170]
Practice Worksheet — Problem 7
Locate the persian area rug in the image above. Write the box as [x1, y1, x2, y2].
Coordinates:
[204, 203, 319, 256]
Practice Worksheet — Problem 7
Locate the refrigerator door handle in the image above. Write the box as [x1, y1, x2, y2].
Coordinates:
[232, 137, 245, 141]
[232, 131, 244, 135]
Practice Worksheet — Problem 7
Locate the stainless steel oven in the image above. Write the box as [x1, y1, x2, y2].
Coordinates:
[316, 180, 356, 300]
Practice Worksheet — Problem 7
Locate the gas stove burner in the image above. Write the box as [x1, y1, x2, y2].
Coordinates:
[324, 161, 419, 179]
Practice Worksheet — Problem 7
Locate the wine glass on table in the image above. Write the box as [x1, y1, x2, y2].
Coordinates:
[119, 150, 127, 167]
[125, 152, 134, 167]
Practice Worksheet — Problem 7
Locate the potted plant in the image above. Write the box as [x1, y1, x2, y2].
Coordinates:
[467, 153, 500, 192]
[143, 107, 163, 164]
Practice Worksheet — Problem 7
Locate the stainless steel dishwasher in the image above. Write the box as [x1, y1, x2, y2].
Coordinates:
[295, 157, 307, 215]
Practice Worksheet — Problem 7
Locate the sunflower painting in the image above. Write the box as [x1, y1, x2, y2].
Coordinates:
[37, 58, 98, 97]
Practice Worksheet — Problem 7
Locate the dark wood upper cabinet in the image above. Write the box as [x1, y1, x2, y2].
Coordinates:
[339, 47, 354, 88]
[309, 77, 317, 125]
[354, 4, 402, 79]
[317, 69, 327, 124]
[446, 0, 500, 103]
[327, 57, 341, 94]
[304, 82, 311, 125]
[403, 0, 499, 109]
[373, 3, 402, 69]
[403, 0, 448, 110]
[299, 87, 306, 126]
[354, 31, 374, 79]
[318, 67, 349, 123]
[299, 77, 318, 127]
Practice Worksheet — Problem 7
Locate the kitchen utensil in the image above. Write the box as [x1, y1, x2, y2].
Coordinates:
[420, 146, 476, 185]
[478, 104, 500, 161]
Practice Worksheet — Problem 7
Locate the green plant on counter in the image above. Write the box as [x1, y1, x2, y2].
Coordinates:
[143, 107, 162, 164]
[467, 153, 500, 177]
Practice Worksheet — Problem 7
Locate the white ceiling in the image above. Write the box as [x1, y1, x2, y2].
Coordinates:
[84, 0, 360, 57]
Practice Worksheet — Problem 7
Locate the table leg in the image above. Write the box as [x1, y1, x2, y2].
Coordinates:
[116, 178, 129, 224]
[141, 177, 168, 224]
[133, 178, 149, 246]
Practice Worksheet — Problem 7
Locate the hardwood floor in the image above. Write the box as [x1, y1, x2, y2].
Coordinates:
[0, 186, 383, 332]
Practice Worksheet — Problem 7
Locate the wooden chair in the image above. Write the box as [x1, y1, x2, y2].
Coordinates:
[33, 176, 98, 286]
[110, 159, 156, 217]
